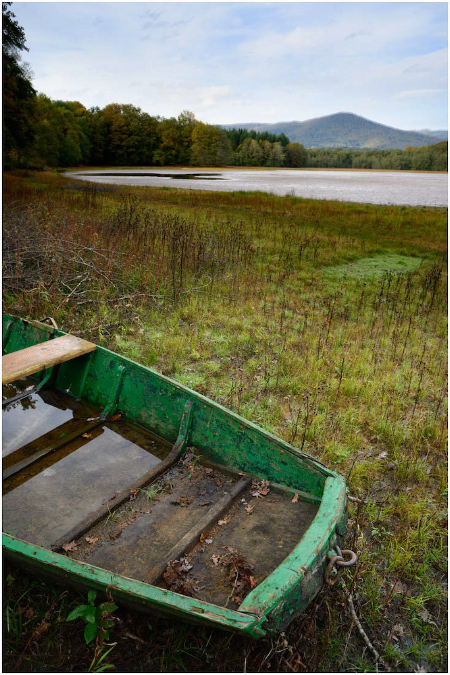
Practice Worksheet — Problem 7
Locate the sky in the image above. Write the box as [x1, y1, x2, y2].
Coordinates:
[11, 1, 448, 131]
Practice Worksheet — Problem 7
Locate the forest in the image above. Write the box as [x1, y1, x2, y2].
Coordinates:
[3, 91, 447, 171]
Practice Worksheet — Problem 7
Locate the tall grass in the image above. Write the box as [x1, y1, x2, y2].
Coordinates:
[2, 170, 447, 672]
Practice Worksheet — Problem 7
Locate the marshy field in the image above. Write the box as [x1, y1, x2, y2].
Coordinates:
[3, 169, 447, 672]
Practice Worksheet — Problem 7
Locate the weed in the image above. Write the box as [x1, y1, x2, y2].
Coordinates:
[66, 590, 117, 645]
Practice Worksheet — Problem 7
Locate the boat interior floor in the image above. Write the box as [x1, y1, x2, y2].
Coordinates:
[3, 381, 319, 610]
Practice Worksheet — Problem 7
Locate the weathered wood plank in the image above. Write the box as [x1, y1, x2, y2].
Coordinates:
[2, 335, 96, 385]
[145, 476, 251, 585]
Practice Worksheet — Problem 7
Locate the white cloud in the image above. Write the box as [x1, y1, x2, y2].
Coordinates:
[10, 2, 448, 129]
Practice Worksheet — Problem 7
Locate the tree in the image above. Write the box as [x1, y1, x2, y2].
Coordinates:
[269, 141, 285, 167]
[190, 124, 234, 166]
[284, 142, 307, 168]
[236, 138, 263, 166]
[2, 2, 36, 166]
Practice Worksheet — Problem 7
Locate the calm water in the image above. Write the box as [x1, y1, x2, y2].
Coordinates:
[66, 168, 448, 207]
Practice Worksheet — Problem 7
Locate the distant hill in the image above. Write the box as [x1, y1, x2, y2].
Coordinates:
[416, 129, 448, 141]
[223, 113, 444, 150]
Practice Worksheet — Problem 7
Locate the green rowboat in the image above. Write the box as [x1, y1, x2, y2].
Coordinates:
[2, 314, 352, 638]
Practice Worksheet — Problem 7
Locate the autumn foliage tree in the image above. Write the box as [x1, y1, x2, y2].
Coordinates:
[2, 2, 36, 167]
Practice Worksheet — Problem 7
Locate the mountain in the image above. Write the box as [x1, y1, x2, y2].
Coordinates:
[416, 129, 448, 141]
[222, 113, 444, 150]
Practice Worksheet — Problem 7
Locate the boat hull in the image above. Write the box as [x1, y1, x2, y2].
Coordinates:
[2, 314, 348, 637]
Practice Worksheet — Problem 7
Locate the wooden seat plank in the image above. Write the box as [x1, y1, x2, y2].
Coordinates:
[2, 335, 96, 385]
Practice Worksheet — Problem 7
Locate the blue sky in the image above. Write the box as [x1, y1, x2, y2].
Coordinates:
[11, 1, 448, 130]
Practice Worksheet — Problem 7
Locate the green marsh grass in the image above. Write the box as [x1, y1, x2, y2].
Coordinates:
[2, 170, 447, 672]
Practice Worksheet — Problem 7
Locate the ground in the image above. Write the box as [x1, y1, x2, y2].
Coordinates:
[2, 169, 447, 672]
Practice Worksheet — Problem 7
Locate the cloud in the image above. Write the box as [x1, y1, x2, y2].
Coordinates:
[198, 85, 235, 109]
[394, 88, 447, 100]
[10, 1, 448, 129]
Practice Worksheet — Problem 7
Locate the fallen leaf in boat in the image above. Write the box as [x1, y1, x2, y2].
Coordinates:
[62, 540, 78, 552]
[108, 413, 122, 422]
[200, 532, 212, 543]
[199, 501, 211, 507]
[251, 479, 270, 498]
[245, 504, 255, 514]
[163, 558, 202, 597]
[85, 536, 98, 545]
[218, 517, 231, 526]
[292, 493, 299, 503]
[171, 495, 193, 507]
[219, 549, 257, 604]
[82, 433, 92, 439]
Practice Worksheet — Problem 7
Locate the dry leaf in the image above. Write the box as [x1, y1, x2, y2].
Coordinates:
[163, 558, 202, 597]
[218, 516, 231, 526]
[245, 504, 255, 514]
[108, 413, 122, 422]
[199, 501, 211, 507]
[292, 493, 299, 503]
[417, 609, 437, 626]
[82, 433, 92, 439]
[62, 540, 78, 552]
[219, 549, 258, 604]
[171, 495, 193, 507]
[211, 554, 220, 566]
[33, 621, 50, 637]
[251, 479, 270, 498]
[85, 536, 98, 545]
[391, 623, 405, 642]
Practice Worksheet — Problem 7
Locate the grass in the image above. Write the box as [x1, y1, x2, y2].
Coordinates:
[2, 169, 447, 672]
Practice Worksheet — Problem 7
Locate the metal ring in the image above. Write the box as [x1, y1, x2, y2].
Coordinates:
[324, 547, 358, 585]
[324, 555, 344, 585]
[335, 549, 358, 568]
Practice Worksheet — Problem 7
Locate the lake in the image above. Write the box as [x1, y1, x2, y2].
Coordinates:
[66, 168, 448, 207]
